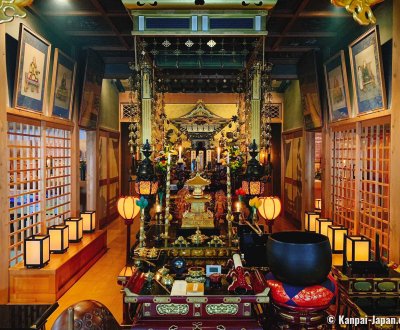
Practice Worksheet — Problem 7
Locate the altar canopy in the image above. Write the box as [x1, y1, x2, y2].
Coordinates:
[171, 100, 231, 142]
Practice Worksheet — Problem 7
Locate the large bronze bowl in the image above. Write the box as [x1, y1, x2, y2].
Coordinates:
[267, 231, 332, 286]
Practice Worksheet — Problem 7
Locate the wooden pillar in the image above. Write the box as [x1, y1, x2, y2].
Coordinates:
[300, 130, 314, 230]
[321, 122, 331, 219]
[251, 65, 261, 146]
[0, 23, 9, 304]
[390, 0, 400, 263]
[70, 72, 80, 216]
[86, 130, 99, 228]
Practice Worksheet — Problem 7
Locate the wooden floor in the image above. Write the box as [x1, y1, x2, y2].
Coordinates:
[46, 215, 297, 328]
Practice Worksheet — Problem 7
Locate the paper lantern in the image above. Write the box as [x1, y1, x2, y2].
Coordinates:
[117, 196, 140, 225]
[48, 225, 69, 253]
[345, 235, 371, 262]
[315, 218, 332, 236]
[327, 225, 348, 253]
[24, 235, 50, 268]
[304, 211, 319, 231]
[64, 217, 83, 242]
[81, 211, 96, 232]
[257, 196, 282, 221]
[315, 198, 322, 210]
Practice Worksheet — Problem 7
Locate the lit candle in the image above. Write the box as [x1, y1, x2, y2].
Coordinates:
[178, 145, 182, 160]
[217, 147, 221, 163]
[235, 201, 241, 212]
[156, 204, 161, 213]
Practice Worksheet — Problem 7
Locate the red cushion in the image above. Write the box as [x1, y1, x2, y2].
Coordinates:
[266, 273, 337, 310]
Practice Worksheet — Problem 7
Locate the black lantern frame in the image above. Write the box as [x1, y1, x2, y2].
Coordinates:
[24, 234, 50, 268]
[242, 139, 265, 197]
[304, 211, 319, 232]
[327, 225, 348, 253]
[64, 217, 83, 242]
[135, 139, 159, 224]
[48, 224, 69, 254]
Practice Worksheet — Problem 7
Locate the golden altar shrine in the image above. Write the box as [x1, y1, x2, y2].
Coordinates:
[181, 173, 215, 228]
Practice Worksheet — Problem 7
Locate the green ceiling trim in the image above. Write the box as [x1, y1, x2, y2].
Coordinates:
[155, 55, 245, 69]
[122, 0, 277, 11]
[130, 12, 267, 36]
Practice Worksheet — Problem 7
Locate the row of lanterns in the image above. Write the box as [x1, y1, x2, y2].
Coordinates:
[305, 209, 371, 266]
[24, 211, 96, 268]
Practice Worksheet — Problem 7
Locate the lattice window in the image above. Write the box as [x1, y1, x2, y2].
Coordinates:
[45, 127, 72, 227]
[8, 121, 42, 267]
[359, 123, 390, 260]
[120, 103, 138, 120]
[331, 128, 357, 232]
[266, 103, 282, 119]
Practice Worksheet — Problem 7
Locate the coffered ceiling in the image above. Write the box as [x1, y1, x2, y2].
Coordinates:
[29, 0, 375, 92]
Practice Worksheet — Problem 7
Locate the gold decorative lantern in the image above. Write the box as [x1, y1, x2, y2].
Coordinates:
[24, 234, 50, 268]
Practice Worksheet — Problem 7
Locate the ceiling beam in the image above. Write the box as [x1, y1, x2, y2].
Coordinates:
[271, 10, 348, 18]
[41, 11, 128, 17]
[65, 31, 132, 37]
[88, 0, 130, 50]
[272, 0, 311, 50]
[268, 31, 337, 38]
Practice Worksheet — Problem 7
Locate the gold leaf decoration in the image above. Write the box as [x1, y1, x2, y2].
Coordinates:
[0, 0, 33, 24]
[331, 0, 383, 25]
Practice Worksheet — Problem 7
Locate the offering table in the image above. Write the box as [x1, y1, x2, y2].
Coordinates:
[117, 225, 270, 329]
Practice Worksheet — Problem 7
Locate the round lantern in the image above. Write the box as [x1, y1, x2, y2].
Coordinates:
[117, 196, 140, 225]
[257, 196, 282, 221]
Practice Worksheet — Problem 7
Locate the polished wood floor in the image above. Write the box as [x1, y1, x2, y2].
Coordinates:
[47, 215, 297, 328]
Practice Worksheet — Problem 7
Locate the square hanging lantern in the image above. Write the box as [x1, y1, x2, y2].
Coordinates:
[315, 218, 333, 236]
[315, 198, 322, 211]
[81, 211, 96, 233]
[241, 180, 265, 196]
[327, 225, 348, 253]
[345, 235, 371, 262]
[48, 225, 69, 253]
[24, 234, 50, 268]
[64, 217, 83, 242]
[135, 181, 158, 195]
[304, 211, 319, 231]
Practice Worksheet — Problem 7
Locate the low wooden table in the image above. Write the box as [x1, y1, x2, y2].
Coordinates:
[9, 230, 107, 303]
[332, 265, 400, 325]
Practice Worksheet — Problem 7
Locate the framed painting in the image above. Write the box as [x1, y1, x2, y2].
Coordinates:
[348, 26, 386, 115]
[49, 49, 76, 120]
[324, 51, 351, 122]
[13, 24, 51, 113]
[79, 49, 104, 130]
[298, 50, 323, 130]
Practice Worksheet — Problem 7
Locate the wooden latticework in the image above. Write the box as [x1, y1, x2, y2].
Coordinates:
[331, 127, 357, 233]
[359, 122, 390, 260]
[7, 121, 42, 267]
[45, 127, 72, 227]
